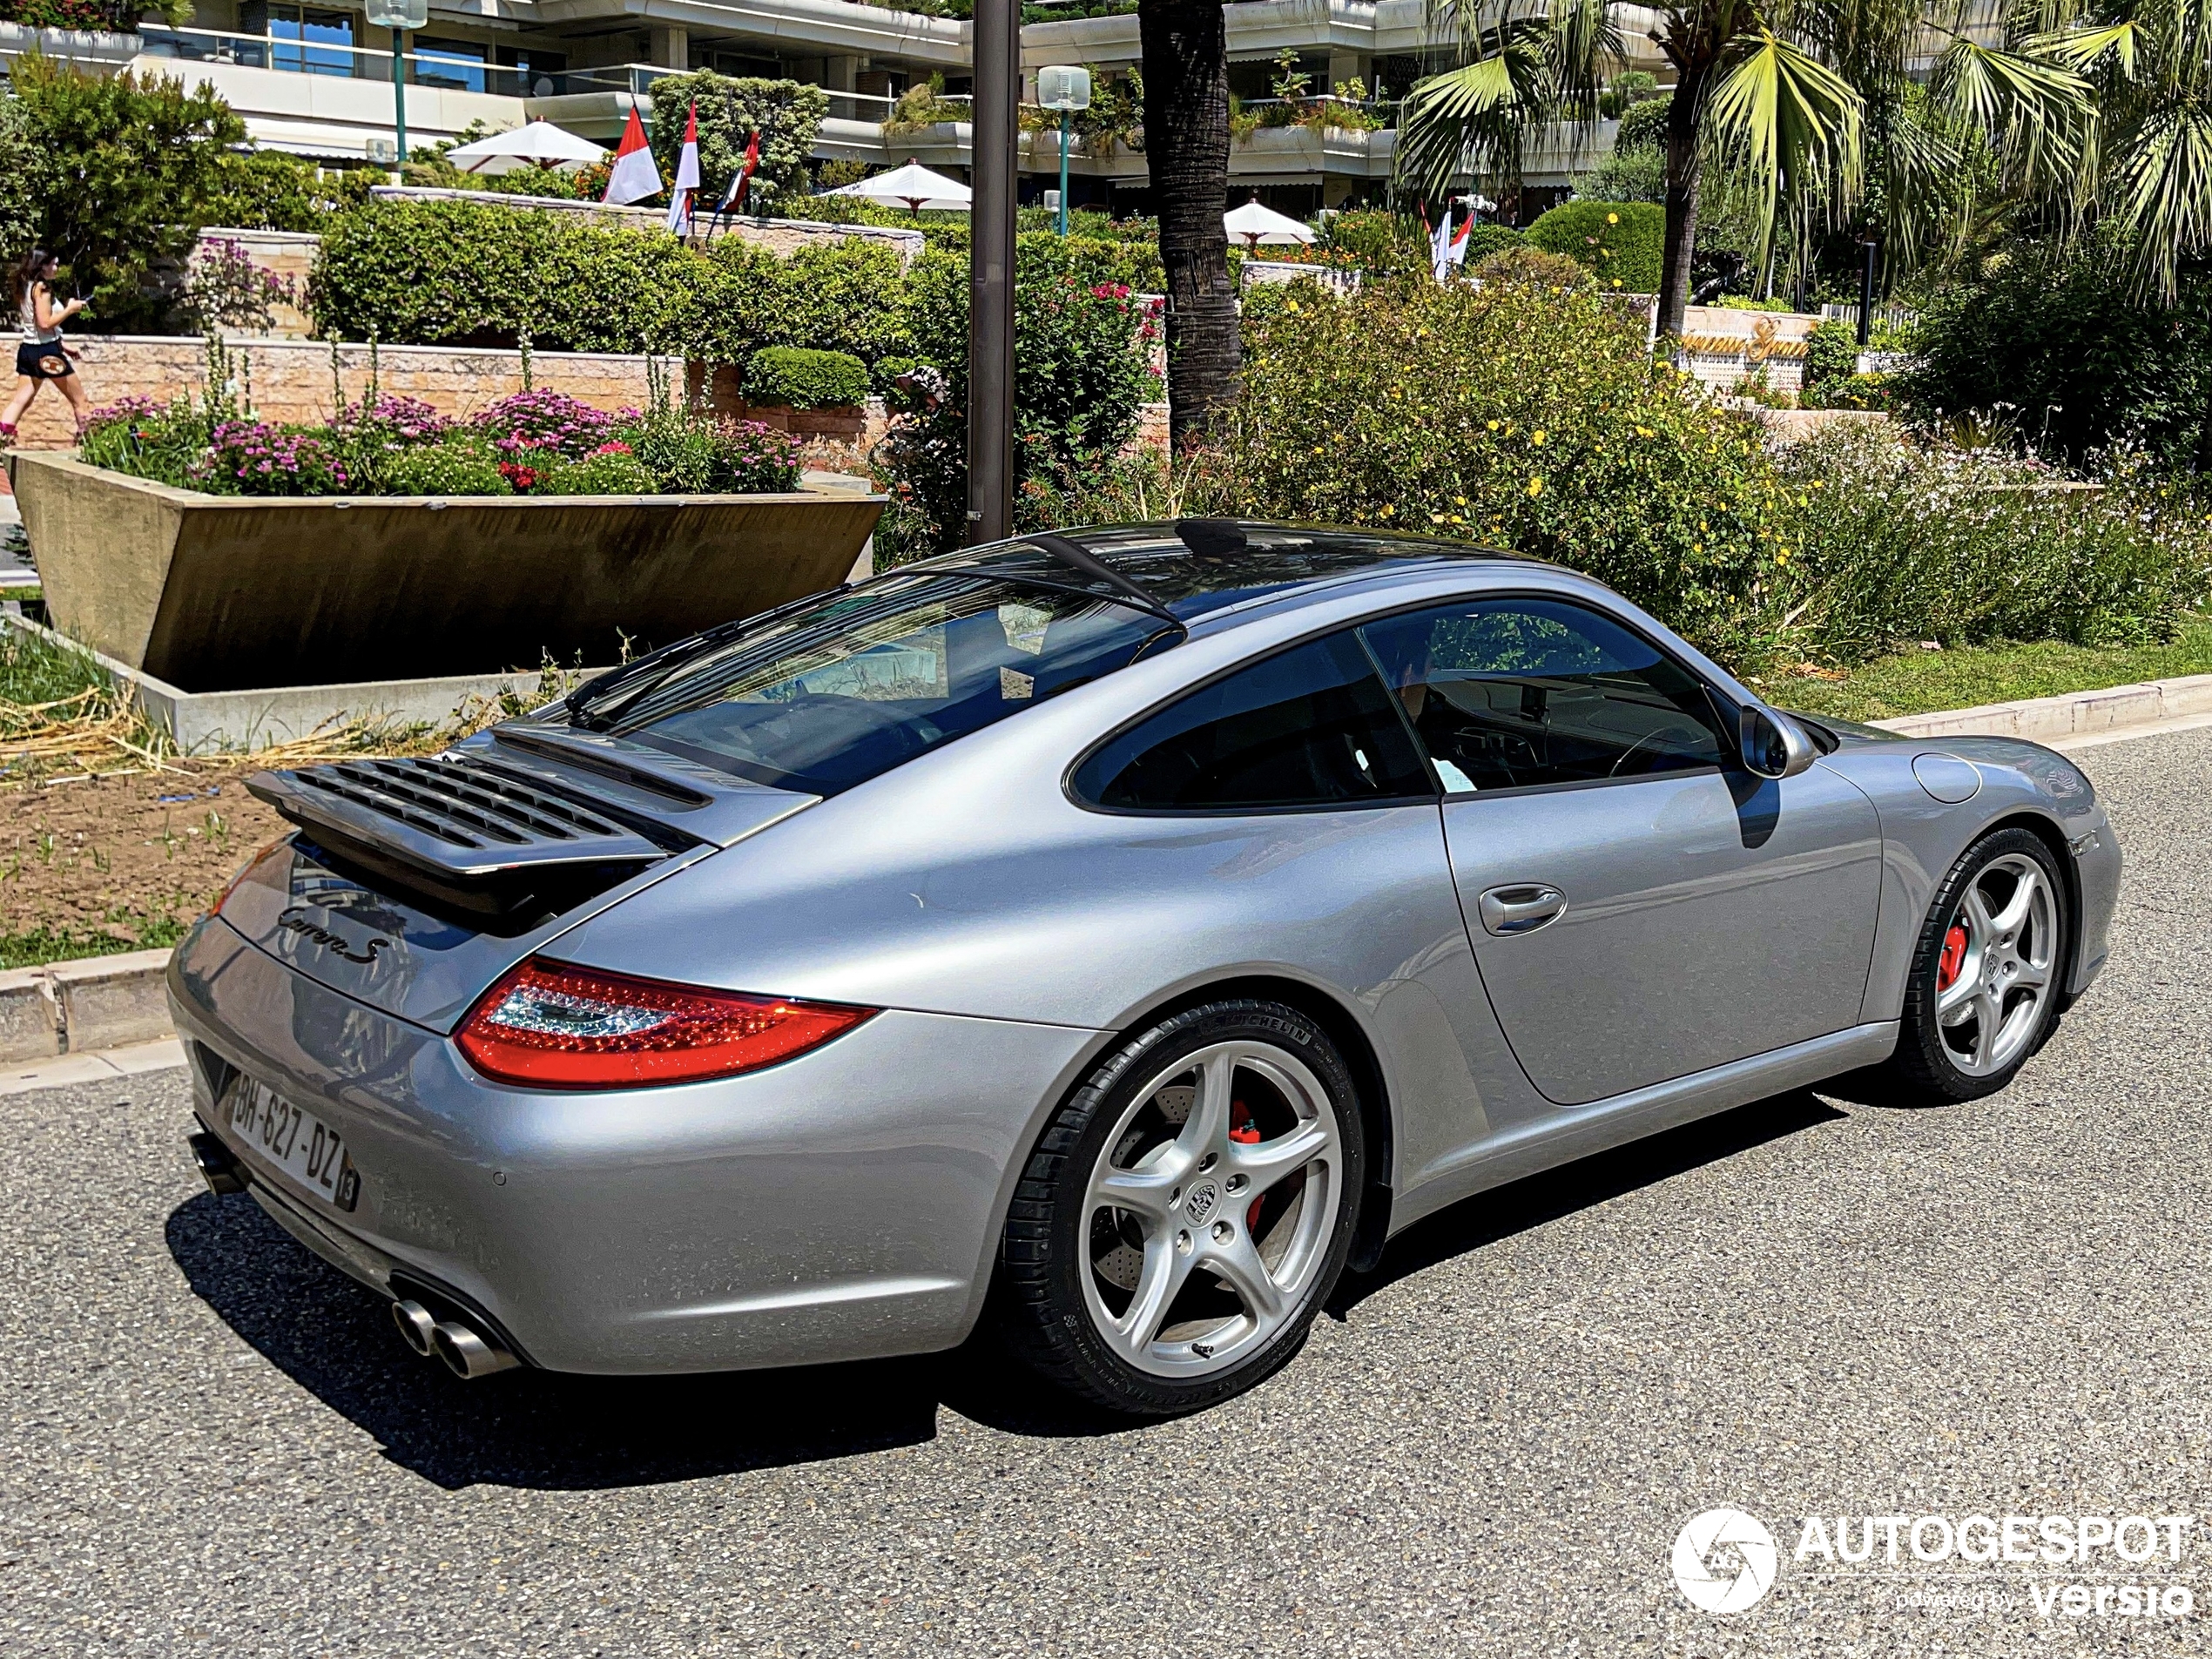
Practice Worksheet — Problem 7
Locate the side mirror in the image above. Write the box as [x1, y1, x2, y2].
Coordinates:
[1740, 705, 1818, 780]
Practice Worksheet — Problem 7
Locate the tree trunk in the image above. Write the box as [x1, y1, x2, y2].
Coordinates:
[1655, 67, 1707, 341]
[1137, 0, 1238, 448]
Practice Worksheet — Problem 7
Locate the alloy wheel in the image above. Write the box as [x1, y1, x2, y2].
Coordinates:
[1934, 852, 2057, 1078]
[1079, 1040, 1344, 1378]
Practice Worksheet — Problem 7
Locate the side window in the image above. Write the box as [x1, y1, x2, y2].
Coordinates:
[1073, 630, 1434, 812]
[1359, 598, 1732, 793]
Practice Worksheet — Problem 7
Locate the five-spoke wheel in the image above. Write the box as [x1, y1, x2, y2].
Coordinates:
[997, 1001, 1365, 1415]
[1885, 826, 2072, 1102]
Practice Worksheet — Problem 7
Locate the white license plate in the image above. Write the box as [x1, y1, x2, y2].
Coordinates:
[226, 1076, 360, 1211]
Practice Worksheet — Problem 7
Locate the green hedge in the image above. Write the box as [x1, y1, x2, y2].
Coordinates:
[310, 199, 1167, 371]
[745, 346, 869, 408]
[309, 199, 698, 353]
[1525, 200, 1665, 293]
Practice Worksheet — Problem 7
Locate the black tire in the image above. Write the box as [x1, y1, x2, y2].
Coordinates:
[995, 999, 1366, 1417]
[1879, 826, 2071, 1103]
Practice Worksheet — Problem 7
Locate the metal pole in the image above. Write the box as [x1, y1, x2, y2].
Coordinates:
[1857, 239, 1878, 347]
[1057, 111, 1070, 236]
[967, 0, 1017, 546]
[390, 30, 408, 164]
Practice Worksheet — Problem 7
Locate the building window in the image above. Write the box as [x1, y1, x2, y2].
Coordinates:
[413, 37, 490, 92]
[244, 2, 356, 78]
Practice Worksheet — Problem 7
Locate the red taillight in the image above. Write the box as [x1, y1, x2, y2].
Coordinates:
[455, 958, 876, 1089]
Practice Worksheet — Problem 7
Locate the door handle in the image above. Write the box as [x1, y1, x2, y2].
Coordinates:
[1477, 883, 1568, 937]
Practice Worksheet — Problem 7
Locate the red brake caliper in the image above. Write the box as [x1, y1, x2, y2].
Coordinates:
[1938, 921, 1969, 992]
[1229, 1099, 1264, 1231]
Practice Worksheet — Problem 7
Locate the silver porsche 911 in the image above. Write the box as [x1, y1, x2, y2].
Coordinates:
[172, 520, 2118, 1415]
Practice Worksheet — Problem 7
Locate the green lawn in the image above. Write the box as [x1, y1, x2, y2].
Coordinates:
[0, 916, 187, 972]
[1764, 618, 2212, 723]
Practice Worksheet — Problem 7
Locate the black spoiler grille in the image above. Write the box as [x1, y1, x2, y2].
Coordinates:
[246, 756, 684, 884]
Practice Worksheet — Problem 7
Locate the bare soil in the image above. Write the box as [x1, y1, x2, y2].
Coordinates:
[0, 765, 287, 961]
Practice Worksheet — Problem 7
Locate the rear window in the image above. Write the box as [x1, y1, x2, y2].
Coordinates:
[597, 573, 1171, 795]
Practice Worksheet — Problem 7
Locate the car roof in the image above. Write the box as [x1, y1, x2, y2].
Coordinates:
[914, 520, 1545, 623]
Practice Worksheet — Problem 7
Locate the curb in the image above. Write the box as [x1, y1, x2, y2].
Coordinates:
[0, 948, 173, 1064]
[1869, 671, 2212, 743]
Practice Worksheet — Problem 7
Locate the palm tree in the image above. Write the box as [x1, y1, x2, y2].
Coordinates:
[1395, 1, 2088, 336]
[2007, 0, 2212, 300]
[1138, 0, 1241, 446]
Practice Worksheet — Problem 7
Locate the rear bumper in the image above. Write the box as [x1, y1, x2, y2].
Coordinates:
[167, 916, 1102, 1374]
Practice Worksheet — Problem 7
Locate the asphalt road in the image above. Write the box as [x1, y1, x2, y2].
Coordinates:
[5, 725, 2210, 1657]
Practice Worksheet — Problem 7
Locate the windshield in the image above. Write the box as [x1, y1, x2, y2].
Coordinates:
[591, 571, 1174, 795]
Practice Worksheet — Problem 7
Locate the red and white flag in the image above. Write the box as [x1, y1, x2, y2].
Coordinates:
[664, 103, 701, 234]
[1447, 212, 1473, 269]
[718, 129, 762, 214]
[602, 105, 662, 207]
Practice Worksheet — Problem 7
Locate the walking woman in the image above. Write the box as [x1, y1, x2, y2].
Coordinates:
[1, 249, 90, 446]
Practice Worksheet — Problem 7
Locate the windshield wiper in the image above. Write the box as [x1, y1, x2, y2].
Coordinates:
[983, 533, 1187, 633]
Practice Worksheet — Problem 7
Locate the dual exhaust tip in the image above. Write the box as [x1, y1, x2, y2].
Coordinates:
[391, 1298, 520, 1380]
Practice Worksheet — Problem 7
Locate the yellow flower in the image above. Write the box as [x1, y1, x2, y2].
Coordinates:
[1776, 549, 1791, 565]
[1486, 419, 1499, 431]
[1532, 428, 1546, 446]
[1606, 212, 1619, 226]
[1454, 495, 1467, 505]
[1527, 477, 1544, 497]
[1635, 425, 1653, 438]
[1379, 502, 1394, 517]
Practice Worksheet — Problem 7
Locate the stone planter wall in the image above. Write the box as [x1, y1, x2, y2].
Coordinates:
[3, 335, 658, 451]
[8, 450, 884, 694]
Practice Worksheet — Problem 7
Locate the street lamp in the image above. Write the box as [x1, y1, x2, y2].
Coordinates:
[1036, 65, 1091, 237]
[363, 0, 428, 165]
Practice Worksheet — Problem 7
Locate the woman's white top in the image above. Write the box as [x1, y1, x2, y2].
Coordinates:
[20, 284, 63, 345]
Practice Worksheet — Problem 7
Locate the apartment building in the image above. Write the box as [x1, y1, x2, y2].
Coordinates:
[5, 0, 1669, 212]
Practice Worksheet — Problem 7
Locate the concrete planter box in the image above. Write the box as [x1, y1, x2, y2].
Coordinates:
[685, 362, 869, 440]
[7, 450, 883, 695]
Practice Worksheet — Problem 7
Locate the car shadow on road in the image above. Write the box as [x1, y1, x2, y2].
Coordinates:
[167, 1086, 1846, 1491]
[165, 1189, 1131, 1493]
[1328, 1087, 1849, 1314]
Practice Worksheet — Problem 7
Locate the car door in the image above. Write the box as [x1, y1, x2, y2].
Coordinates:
[1359, 595, 1882, 1107]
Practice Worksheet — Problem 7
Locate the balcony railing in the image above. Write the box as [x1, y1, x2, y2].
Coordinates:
[135, 30, 926, 118]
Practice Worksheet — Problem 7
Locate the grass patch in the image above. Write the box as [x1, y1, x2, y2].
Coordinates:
[1768, 617, 2212, 723]
[0, 914, 188, 970]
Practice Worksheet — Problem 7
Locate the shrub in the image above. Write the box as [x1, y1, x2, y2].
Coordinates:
[622, 412, 802, 494]
[5, 53, 246, 331]
[78, 395, 210, 485]
[1462, 223, 1526, 264]
[638, 71, 828, 217]
[744, 347, 869, 408]
[178, 237, 295, 334]
[762, 239, 916, 363]
[874, 241, 1158, 558]
[203, 149, 344, 233]
[309, 199, 698, 352]
[1806, 372, 1898, 413]
[1196, 275, 1792, 661]
[1777, 427, 2212, 656]
[1526, 200, 1665, 293]
[191, 420, 352, 497]
[380, 436, 514, 497]
[1473, 245, 1595, 290]
[536, 446, 661, 496]
[1614, 94, 1671, 154]
[1803, 320, 1858, 399]
[470, 390, 624, 460]
[1903, 237, 2212, 468]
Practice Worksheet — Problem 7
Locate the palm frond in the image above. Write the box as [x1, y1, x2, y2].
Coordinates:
[1392, 17, 1554, 201]
[2111, 98, 2212, 300]
[1703, 31, 1867, 265]
[2026, 20, 2139, 78]
[1931, 36, 2096, 198]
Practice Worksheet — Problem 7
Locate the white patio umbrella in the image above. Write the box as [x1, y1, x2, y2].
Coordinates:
[1224, 198, 1317, 250]
[444, 119, 606, 175]
[825, 159, 973, 213]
